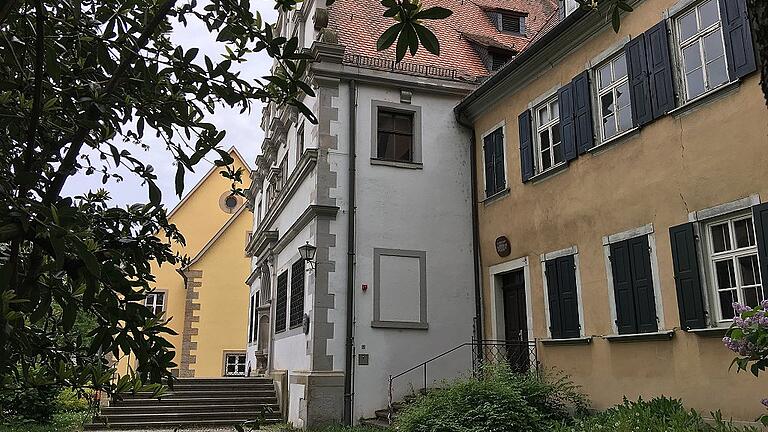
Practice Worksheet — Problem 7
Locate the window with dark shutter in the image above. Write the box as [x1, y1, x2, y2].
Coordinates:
[518, 111, 534, 182]
[545, 254, 581, 339]
[289, 259, 305, 328]
[491, 53, 511, 71]
[645, 20, 676, 118]
[500, 12, 524, 34]
[275, 270, 288, 333]
[670, 223, 707, 330]
[557, 83, 577, 161]
[483, 127, 506, 196]
[626, 34, 654, 127]
[609, 236, 659, 334]
[572, 71, 595, 153]
[720, 0, 757, 80]
[752, 203, 768, 299]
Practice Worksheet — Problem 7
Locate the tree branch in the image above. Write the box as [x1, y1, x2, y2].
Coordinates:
[23, 0, 45, 175]
[44, 0, 178, 204]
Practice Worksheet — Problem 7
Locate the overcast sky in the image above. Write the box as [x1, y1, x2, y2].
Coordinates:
[61, 4, 280, 210]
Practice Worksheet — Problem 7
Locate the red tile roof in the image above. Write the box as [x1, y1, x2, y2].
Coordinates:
[328, 0, 558, 81]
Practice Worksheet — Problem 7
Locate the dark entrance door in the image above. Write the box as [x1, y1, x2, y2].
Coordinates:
[501, 270, 529, 372]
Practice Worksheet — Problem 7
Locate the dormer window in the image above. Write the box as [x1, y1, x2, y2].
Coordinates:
[490, 50, 513, 71]
[489, 10, 526, 35]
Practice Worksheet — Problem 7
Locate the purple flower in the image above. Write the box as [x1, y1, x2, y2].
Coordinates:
[762, 399, 768, 408]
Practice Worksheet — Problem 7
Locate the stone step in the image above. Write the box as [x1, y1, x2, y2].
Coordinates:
[172, 377, 272, 385]
[111, 396, 277, 407]
[360, 418, 391, 429]
[169, 383, 275, 392]
[92, 410, 283, 424]
[101, 403, 280, 415]
[83, 417, 281, 430]
[120, 389, 276, 399]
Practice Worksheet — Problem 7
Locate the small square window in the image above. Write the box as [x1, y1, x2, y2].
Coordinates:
[224, 353, 246, 376]
[376, 110, 414, 162]
[145, 292, 165, 316]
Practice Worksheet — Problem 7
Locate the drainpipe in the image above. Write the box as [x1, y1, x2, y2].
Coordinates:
[455, 111, 484, 355]
[343, 79, 358, 426]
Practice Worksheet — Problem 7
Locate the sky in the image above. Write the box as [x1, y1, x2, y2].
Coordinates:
[61, 3, 280, 210]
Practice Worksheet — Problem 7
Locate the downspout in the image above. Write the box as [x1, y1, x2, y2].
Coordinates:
[455, 111, 484, 354]
[343, 79, 357, 425]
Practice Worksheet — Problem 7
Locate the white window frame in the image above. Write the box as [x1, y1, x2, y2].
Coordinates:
[145, 291, 166, 316]
[223, 352, 247, 376]
[701, 212, 762, 323]
[674, 0, 731, 102]
[540, 246, 586, 340]
[602, 224, 666, 335]
[532, 96, 564, 175]
[480, 121, 507, 199]
[594, 52, 633, 143]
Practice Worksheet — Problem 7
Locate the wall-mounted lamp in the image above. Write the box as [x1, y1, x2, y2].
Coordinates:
[298, 242, 317, 270]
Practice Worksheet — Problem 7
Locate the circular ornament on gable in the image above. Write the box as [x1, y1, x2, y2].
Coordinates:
[219, 192, 243, 214]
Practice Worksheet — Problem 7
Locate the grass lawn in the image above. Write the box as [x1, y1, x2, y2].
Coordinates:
[0, 411, 90, 432]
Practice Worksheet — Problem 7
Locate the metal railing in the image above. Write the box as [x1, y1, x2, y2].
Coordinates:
[387, 339, 538, 422]
[343, 53, 460, 80]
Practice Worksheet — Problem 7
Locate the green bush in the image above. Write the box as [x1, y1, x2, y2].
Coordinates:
[0, 385, 59, 424]
[552, 396, 760, 432]
[394, 366, 588, 432]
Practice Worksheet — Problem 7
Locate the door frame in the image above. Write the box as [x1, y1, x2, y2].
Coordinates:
[488, 256, 534, 341]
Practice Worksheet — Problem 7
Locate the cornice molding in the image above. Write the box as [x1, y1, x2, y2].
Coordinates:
[274, 204, 339, 254]
[245, 229, 278, 258]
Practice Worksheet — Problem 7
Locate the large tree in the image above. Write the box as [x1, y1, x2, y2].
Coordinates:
[0, 0, 765, 407]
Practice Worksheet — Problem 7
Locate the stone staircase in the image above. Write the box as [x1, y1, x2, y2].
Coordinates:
[85, 377, 282, 430]
[360, 390, 425, 429]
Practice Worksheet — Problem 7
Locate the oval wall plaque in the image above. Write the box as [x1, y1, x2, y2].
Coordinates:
[495, 236, 511, 257]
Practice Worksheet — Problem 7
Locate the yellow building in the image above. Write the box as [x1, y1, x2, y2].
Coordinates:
[117, 147, 253, 378]
[456, 0, 767, 421]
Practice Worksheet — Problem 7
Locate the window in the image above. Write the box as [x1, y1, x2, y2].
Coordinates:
[533, 97, 563, 174]
[482, 127, 505, 198]
[376, 109, 414, 162]
[289, 259, 305, 328]
[609, 235, 659, 334]
[296, 123, 305, 162]
[543, 254, 581, 339]
[596, 53, 633, 141]
[491, 52, 513, 71]
[704, 214, 762, 321]
[498, 11, 525, 34]
[224, 353, 246, 376]
[145, 292, 165, 316]
[278, 156, 288, 191]
[248, 292, 259, 344]
[275, 270, 288, 333]
[675, 0, 729, 101]
[256, 201, 262, 227]
[560, 0, 579, 17]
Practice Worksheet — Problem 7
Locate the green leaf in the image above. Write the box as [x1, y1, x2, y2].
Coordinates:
[148, 180, 162, 206]
[175, 164, 185, 197]
[611, 7, 621, 32]
[377, 23, 404, 52]
[617, 2, 633, 12]
[413, 23, 439, 56]
[413, 6, 452, 20]
[184, 47, 199, 62]
[395, 24, 410, 62]
[109, 144, 121, 166]
[71, 236, 101, 277]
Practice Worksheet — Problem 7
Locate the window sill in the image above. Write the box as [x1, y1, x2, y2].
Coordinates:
[669, 80, 741, 118]
[541, 336, 592, 346]
[587, 127, 641, 155]
[273, 326, 304, 340]
[605, 330, 675, 343]
[687, 327, 728, 337]
[371, 320, 429, 330]
[370, 158, 423, 169]
[482, 188, 510, 205]
[528, 162, 568, 184]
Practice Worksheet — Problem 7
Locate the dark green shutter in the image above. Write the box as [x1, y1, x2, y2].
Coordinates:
[644, 21, 676, 119]
[558, 82, 577, 161]
[483, 135, 495, 196]
[610, 241, 638, 334]
[518, 110, 534, 182]
[626, 34, 654, 127]
[556, 255, 581, 338]
[720, 0, 757, 80]
[669, 223, 707, 330]
[752, 203, 768, 298]
[628, 236, 658, 333]
[494, 130, 506, 192]
[545, 260, 563, 338]
[572, 71, 595, 154]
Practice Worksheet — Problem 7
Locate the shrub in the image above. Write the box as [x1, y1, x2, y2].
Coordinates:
[0, 385, 59, 424]
[394, 366, 588, 432]
[552, 396, 760, 432]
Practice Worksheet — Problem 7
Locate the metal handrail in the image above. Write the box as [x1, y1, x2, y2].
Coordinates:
[387, 339, 538, 424]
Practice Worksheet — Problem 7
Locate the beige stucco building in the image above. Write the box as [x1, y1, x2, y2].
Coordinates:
[456, 0, 768, 421]
[116, 148, 252, 378]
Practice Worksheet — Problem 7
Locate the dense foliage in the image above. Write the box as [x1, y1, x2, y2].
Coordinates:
[394, 367, 588, 432]
[552, 397, 759, 432]
[724, 301, 768, 424]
